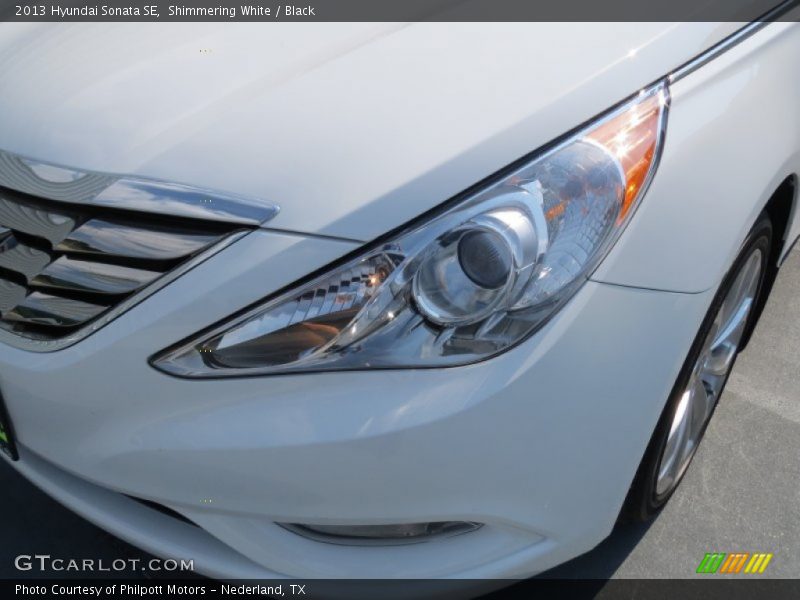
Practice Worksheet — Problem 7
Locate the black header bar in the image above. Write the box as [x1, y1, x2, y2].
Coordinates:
[1, 0, 800, 22]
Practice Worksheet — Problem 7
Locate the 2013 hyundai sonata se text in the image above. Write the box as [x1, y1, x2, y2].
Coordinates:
[0, 20, 798, 580]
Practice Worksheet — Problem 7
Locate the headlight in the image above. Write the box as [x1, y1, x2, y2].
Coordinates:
[153, 82, 668, 377]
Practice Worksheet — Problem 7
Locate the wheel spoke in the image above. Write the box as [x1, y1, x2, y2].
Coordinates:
[711, 251, 761, 349]
[657, 389, 692, 495]
[656, 375, 709, 496]
[703, 339, 737, 379]
[688, 373, 712, 442]
[711, 299, 752, 352]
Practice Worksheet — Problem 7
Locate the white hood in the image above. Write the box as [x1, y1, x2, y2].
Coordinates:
[0, 22, 737, 241]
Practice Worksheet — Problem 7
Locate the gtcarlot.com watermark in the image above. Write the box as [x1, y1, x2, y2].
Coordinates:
[14, 554, 194, 574]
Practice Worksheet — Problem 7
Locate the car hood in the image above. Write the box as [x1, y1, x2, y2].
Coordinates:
[0, 22, 738, 242]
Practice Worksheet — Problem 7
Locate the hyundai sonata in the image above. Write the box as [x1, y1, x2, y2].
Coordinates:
[0, 19, 798, 580]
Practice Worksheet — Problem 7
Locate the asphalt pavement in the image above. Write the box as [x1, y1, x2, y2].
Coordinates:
[1, 247, 798, 581]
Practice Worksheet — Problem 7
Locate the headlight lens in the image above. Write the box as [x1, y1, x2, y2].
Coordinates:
[153, 82, 668, 377]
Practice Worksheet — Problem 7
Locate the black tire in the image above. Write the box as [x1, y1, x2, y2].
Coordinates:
[622, 213, 773, 521]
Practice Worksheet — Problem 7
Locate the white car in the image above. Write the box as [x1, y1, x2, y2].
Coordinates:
[0, 19, 799, 582]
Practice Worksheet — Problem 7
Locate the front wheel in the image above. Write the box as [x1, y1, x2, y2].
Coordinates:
[624, 214, 772, 520]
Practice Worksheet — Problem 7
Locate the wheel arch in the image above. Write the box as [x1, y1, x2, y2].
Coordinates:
[741, 174, 797, 350]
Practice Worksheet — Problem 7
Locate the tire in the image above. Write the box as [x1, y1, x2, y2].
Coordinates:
[623, 213, 773, 521]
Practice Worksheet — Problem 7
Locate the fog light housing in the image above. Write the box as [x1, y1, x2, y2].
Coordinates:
[280, 521, 482, 546]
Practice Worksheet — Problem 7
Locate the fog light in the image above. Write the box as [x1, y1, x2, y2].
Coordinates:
[280, 521, 482, 546]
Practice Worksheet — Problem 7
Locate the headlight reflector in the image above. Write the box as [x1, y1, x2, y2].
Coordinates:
[153, 83, 668, 377]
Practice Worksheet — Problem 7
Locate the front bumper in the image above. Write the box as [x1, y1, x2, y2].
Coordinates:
[0, 225, 713, 578]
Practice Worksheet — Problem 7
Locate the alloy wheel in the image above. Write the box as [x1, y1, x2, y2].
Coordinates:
[655, 249, 763, 496]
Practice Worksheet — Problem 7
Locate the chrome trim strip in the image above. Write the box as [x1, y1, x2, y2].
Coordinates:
[0, 151, 113, 202]
[0, 231, 250, 351]
[278, 522, 483, 547]
[669, 1, 799, 83]
[0, 149, 279, 227]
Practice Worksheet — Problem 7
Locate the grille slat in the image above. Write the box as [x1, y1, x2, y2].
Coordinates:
[0, 192, 77, 246]
[31, 257, 161, 296]
[57, 219, 219, 262]
[3, 291, 107, 328]
[0, 236, 51, 280]
[0, 279, 26, 312]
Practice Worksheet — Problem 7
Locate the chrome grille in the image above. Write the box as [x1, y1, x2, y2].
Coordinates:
[0, 186, 242, 342]
[0, 148, 278, 349]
